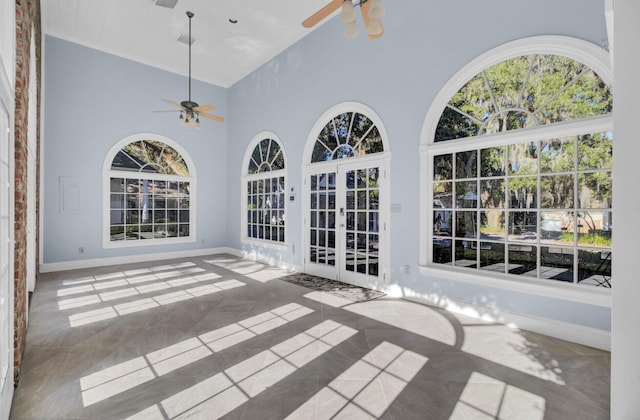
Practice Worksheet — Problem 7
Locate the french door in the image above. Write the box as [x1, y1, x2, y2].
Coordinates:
[305, 158, 388, 289]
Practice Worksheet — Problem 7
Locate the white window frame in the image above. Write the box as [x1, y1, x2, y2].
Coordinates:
[102, 133, 197, 249]
[419, 36, 613, 307]
[241, 131, 288, 249]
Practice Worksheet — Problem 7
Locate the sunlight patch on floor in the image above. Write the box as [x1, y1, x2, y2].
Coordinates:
[126, 320, 358, 419]
[449, 372, 546, 420]
[286, 341, 428, 419]
[68, 279, 244, 327]
[79, 302, 314, 406]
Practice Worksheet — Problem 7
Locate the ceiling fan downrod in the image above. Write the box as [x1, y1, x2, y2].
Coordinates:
[181, 11, 198, 110]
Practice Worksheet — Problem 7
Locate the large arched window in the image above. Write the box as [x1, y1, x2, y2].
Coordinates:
[103, 134, 195, 247]
[242, 133, 286, 244]
[421, 37, 613, 290]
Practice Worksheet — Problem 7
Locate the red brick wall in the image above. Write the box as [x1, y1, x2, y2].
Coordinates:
[13, 0, 41, 383]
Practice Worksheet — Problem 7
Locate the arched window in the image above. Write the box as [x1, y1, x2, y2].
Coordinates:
[104, 135, 195, 247]
[421, 37, 613, 289]
[242, 133, 286, 244]
[310, 112, 384, 163]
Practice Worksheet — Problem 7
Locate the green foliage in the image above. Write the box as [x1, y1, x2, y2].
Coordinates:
[435, 54, 613, 141]
[578, 233, 612, 247]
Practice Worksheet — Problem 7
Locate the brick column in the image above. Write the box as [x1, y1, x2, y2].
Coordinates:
[13, 0, 41, 384]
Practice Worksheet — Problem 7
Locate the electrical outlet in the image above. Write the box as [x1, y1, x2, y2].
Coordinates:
[78, 247, 85, 254]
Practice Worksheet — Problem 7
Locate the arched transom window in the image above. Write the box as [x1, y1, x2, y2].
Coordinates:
[435, 54, 611, 141]
[311, 112, 384, 162]
[106, 138, 194, 245]
[243, 136, 286, 244]
[425, 39, 613, 290]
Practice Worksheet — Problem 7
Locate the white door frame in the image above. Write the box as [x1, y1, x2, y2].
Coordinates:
[303, 156, 390, 291]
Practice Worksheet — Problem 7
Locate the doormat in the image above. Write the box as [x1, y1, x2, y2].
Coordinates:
[280, 273, 386, 303]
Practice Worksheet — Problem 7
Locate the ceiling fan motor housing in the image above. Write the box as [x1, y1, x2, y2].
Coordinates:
[180, 100, 199, 110]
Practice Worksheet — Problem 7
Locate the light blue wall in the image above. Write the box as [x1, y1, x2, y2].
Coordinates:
[43, 0, 611, 333]
[226, 0, 611, 331]
[44, 36, 229, 263]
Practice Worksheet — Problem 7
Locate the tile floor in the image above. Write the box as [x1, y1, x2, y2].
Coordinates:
[9, 254, 610, 419]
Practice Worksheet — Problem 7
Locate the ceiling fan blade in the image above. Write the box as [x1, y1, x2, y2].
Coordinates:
[193, 104, 215, 112]
[199, 112, 224, 122]
[302, 0, 342, 28]
[360, 1, 384, 39]
[162, 99, 185, 109]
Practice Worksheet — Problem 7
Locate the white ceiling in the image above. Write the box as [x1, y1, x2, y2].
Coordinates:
[42, 0, 337, 88]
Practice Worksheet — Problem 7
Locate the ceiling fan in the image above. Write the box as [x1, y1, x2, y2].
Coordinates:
[302, 0, 385, 39]
[154, 11, 224, 127]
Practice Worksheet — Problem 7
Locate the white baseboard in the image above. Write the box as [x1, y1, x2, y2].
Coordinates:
[39, 247, 238, 273]
[395, 288, 610, 351]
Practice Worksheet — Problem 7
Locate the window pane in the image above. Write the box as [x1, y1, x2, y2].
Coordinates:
[540, 247, 574, 283]
[434, 154, 453, 180]
[578, 132, 612, 170]
[110, 210, 124, 225]
[540, 138, 574, 173]
[434, 211, 452, 237]
[456, 181, 477, 208]
[480, 210, 504, 240]
[541, 175, 574, 208]
[110, 178, 124, 193]
[540, 211, 574, 245]
[479, 242, 505, 272]
[508, 142, 538, 175]
[126, 179, 140, 193]
[456, 151, 477, 179]
[508, 244, 537, 277]
[508, 211, 537, 242]
[480, 179, 505, 209]
[578, 172, 612, 209]
[578, 249, 611, 288]
[577, 211, 612, 247]
[110, 226, 125, 241]
[454, 240, 476, 268]
[508, 177, 537, 208]
[455, 211, 476, 238]
[111, 194, 124, 208]
[481, 146, 506, 177]
[126, 210, 139, 224]
[433, 238, 452, 264]
[434, 182, 453, 209]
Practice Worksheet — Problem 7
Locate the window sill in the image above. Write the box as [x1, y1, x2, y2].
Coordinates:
[241, 238, 288, 251]
[418, 265, 611, 308]
[104, 236, 195, 249]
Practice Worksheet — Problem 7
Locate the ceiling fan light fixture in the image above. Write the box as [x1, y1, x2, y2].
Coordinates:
[339, 0, 356, 23]
[366, 17, 383, 36]
[344, 20, 359, 38]
[368, 0, 385, 19]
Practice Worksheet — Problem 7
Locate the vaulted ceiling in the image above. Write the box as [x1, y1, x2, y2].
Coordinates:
[42, 0, 336, 88]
